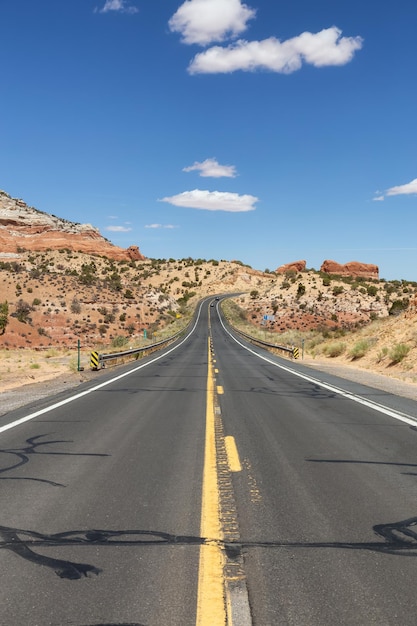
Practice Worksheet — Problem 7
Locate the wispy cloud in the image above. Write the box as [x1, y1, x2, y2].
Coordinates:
[386, 178, 417, 196]
[105, 225, 133, 232]
[188, 27, 363, 74]
[373, 177, 417, 201]
[183, 158, 237, 178]
[96, 0, 138, 15]
[169, 0, 256, 46]
[145, 224, 178, 229]
[160, 189, 258, 212]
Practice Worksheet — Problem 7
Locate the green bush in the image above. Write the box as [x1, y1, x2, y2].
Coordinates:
[0, 300, 9, 334]
[389, 299, 409, 316]
[349, 340, 370, 360]
[112, 336, 128, 348]
[296, 283, 306, 298]
[388, 343, 410, 364]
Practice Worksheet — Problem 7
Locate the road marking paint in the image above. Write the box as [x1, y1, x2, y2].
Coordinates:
[0, 300, 208, 435]
[219, 315, 417, 427]
[217, 385, 224, 395]
[225, 436, 242, 472]
[196, 338, 225, 625]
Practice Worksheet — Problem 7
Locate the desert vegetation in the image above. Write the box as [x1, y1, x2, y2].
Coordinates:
[1, 250, 417, 390]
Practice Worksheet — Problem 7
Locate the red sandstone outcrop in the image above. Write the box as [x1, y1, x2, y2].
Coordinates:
[276, 260, 306, 274]
[0, 190, 145, 261]
[320, 260, 379, 279]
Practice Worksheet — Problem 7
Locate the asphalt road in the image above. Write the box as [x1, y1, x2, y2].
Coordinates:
[1, 299, 417, 625]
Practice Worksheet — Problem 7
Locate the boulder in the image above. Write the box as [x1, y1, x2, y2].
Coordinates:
[276, 260, 306, 274]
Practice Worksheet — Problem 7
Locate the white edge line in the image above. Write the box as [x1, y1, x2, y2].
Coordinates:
[0, 303, 205, 435]
[218, 312, 417, 427]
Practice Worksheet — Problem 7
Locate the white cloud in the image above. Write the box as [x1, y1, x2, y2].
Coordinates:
[160, 189, 258, 212]
[386, 178, 417, 196]
[98, 0, 138, 14]
[183, 158, 237, 178]
[106, 225, 133, 232]
[372, 195, 384, 202]
[188, 27, 363, 74]
[145, 224, 178, 229]
[169, 0, 256, 46]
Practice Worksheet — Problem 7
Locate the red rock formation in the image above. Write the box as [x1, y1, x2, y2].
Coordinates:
[320, 260, 379, 279]
[0, 191, 145, 261]
[276, 260, 306, 274]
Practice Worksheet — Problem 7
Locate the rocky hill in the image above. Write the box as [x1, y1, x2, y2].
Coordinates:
[0, 190, 144, 261]
[0, 248, 416, 350]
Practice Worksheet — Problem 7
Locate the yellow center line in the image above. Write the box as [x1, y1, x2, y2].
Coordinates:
[196, 337, 225, 625]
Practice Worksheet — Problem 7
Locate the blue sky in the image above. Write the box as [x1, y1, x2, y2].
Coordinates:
[1, 0, 417, 280]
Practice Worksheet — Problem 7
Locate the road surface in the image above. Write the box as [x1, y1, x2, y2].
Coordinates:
[1, 299, 417, 625]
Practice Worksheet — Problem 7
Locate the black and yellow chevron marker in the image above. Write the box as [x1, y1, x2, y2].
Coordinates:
[292, 347, 299, 359]
[90, 351, 100, 370]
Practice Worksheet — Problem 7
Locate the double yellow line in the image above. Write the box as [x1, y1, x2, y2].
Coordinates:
[196, 338, 225, 624]
[196, 335, 246, 625]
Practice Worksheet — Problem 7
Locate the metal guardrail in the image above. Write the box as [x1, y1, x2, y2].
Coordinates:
[228, 326, 297, 359]
[90, 328, 185, 370]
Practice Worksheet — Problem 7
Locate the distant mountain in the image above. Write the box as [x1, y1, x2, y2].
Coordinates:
[0, 190, 144, 261]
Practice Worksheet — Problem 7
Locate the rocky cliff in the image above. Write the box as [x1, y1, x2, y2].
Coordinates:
[0, 190, 145, 261]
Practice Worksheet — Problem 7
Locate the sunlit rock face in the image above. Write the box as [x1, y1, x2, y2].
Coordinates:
[0, 190, 145, 261]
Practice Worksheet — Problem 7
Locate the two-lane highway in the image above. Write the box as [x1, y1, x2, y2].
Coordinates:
[1, 299, 417, 625]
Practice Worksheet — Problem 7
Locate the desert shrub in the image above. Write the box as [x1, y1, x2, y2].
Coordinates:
[389, 299, 409, 316]
[14, 299, 32, 323]
[112, 336, 128, 348]
[388, 343, 410, 364]
[70, 298, 82, 314]
[376, 346, 389, 362]
[332, 285, 344, 296]
[0, 301, 9, 334]
[296, 283, 306, 298]
[349, 340, 370, 360]
[322, 342, 346, 357]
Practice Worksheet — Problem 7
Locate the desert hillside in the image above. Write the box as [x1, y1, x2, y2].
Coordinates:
[1, 248, 417, 391]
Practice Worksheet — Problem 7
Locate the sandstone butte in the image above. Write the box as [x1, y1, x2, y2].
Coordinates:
[276, 259, 379, 280]
[0, 190, 145, 262]
[276, 260, 307, 274]
[320, 259, 379, 280]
